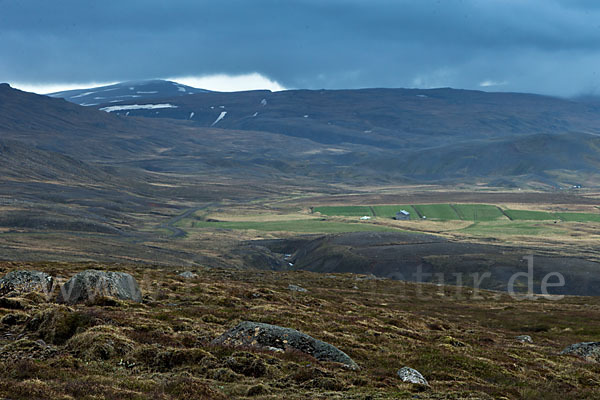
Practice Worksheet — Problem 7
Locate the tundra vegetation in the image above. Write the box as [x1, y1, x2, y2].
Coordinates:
[2, 262, 600, 399]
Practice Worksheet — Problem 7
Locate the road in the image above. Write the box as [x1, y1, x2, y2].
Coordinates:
[158, 204, 213, 238]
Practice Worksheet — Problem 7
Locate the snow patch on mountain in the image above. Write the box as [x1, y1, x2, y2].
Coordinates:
[99, 104, 179, 112]
[70, 91, 96, 99]
[211, 111, 227, 126]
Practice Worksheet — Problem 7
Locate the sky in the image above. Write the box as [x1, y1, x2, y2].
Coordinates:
[2, 0, 600, 96]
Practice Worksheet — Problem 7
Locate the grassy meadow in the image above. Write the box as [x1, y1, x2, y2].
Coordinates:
[166, 202, 600, 246]
[315, 203, 600, 223]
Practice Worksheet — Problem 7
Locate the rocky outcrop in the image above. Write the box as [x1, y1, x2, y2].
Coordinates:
[561, 342, 600, 362]
[57, 270, 142, 304]
[0, 270, 53, 297]
[397, 367, 429, 386]
[212, 321, 359, 370]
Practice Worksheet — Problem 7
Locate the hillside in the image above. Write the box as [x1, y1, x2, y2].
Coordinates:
[2, 82, 600, 273]
[48, 80, 210, 107]
[264, 231, 600, 296]
[48, 81, 600, 186]
[0, 84, 358, 184]
[0, 140, 113, 184]
[82, 84, 600, 149]
[2, 262, 600, 399]
[371, 132, 600, 184]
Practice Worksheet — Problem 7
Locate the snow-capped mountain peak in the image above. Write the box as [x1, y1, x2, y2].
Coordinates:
[49, 79, 210, 106]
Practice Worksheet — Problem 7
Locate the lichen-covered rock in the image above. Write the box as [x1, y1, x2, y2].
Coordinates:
[211, 321, 359, 370]
[178, 271, 198, 279]
[516, 335, 533, 343]
[561, 342, 600, 362]
[57, 270, 142, 304]
[0, 270, 53, 297]
[397, 367, 429, 386]
[288, 284, 307, 292]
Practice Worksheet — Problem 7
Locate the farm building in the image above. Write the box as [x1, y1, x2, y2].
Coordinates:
[395, 210, 410, 220]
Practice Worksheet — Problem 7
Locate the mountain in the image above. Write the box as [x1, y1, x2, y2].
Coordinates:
[76, 85, 600, 150]
[0, 84, 363, 182]
[47, 81, 600, 186]
[3, 81, 600, 273]
[48, 80, 209, 107]
[7, 82, 600, 187]
[366, 132, 600, 184]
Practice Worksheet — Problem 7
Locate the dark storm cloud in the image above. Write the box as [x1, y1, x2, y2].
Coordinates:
[2, 0, 600, 96]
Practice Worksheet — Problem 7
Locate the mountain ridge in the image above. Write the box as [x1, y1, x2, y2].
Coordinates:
[47, 79, 210, 107]
[5, 81, 600, 187]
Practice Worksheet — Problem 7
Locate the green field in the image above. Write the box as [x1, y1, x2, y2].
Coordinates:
[556, 212, 600, 222]
[413, 204, 460, 220]
[452, 204, 505, 221]
[371, 205, 419, 219]
[313, 206, 373, 217]
[460, 221, 566, 236]
[504, 209, 556, 221]
[313, 203, 600, 223]
[184, 219, 402, 233]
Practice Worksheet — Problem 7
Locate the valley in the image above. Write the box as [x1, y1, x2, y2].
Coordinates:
[2, 82, 600, 294]
[6, 1, 600, 398]
[2, 80, 600, 398]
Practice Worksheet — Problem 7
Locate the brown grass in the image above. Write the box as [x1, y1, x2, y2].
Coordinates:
[1, 262, 600, 399]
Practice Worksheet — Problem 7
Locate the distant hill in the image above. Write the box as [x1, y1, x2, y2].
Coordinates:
[76, 85, 600, 150]
[3, 80, 600, 266]
[53, 81, 600, 186]
[5, 82, 600, 188]
[367, 132, 600, 184]
[0, 83, 365, 185]
[48, 80, 209, 107]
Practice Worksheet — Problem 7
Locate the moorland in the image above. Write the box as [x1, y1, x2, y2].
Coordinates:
[2, 81, 600, 398]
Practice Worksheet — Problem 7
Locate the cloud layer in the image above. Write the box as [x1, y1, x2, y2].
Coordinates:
[2, 0, 600, 96]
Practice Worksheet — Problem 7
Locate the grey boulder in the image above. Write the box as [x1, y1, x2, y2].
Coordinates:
[0, 270, 54, 297]
[212, 321, 359, 370]
[561, 342, 600, 362]
[516, 335, 533, 344]
[397, 367, 429, 386]
[57, 270, 142, 304]
[178, 271, 198, 279]
[288, 284, 307, 292]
